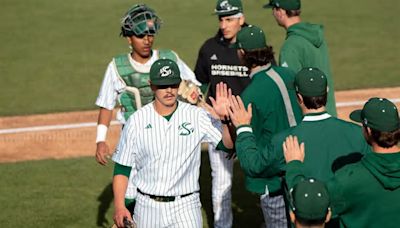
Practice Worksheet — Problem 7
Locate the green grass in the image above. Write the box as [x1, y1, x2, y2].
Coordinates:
[0, 0, 399, 116]
[0, 153, 263, 227]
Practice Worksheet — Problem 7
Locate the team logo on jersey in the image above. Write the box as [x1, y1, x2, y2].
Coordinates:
[145, 123, 152, 129]
[160, 66, 172, 77]
[178, 122, 194, 136]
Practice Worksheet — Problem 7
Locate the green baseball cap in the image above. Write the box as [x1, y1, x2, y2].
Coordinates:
[290, 178, 330, 221]
[150, 59, 181, 86]
[263, 0, 301, 10]
[230, 25, 267, 50]
[350, 97, 400, 132]
[295, 67, 327, 97]
[215, 0, 243, 16]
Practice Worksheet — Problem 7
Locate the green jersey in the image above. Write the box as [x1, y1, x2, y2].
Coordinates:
[236, 112, 371, 182]
[286, 151, 400, 228]
[240, 64, 302, 194]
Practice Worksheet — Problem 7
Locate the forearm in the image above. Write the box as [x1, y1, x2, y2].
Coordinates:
[96, 108, 113, 143]
[113, 174, 129, 210]
[284, 160, 306, 190]
[221, 123, 234, 149]
[98, 108, 113, 126]
[235, 128, 282, 177]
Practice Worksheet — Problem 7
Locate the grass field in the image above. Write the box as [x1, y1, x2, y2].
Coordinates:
[0, 0, 399, 116]
[0, 153, 264, 227]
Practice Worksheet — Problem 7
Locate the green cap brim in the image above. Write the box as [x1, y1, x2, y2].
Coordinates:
[152, 78, 181, 86]
[263, 3, 274, 8]
[349, 110, 363, 123]
[214, 11, 241, 16]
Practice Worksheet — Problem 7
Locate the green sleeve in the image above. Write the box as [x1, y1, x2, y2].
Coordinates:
[216, 140, 234, 154]
[113, 163, 132, 177]
[236, 130, 284, 178]
[199, 83, 209, 95]
[284, 160, 307, 190]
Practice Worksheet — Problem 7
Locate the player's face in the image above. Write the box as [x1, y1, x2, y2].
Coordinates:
[153, 84, 180, 107]
[219, 15, 245, 42]
[272, 8, 285, 27]
[127, 34, 154, 61]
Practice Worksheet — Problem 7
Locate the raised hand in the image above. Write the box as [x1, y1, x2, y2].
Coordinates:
[282, 135, 305, 163]
[227, 95, 252, 127]
[209, 82, 232, 119]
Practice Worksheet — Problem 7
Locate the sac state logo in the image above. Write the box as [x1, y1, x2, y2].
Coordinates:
[160, 66, 172, 77]
[178, 122, 194, 136]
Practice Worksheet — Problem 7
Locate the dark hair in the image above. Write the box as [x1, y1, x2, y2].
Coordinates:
[298, 93, 327, 110]
[285, 9, 301, 17]
[369, 127, 400, 148]
[296, 216, 326, 227]
[242, 46, 275, 69]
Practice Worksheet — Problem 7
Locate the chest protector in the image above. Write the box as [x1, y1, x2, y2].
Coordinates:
[114, 50, 177, 120]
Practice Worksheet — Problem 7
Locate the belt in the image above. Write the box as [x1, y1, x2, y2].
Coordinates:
[137, 188, 197, 202]
[269, 188, 284, 197]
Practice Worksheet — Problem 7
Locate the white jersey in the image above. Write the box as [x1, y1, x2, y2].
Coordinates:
[95, 50, 201, 123]
[112, 101, 222, 196]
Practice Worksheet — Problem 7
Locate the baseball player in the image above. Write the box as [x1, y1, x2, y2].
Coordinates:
[112, 59, 233, 228]
[227, 67, 371, 227]
[95, 3, 200, 214]
[229, 25, 302, 227]
[229, 67, 370, 181]
[263, 0, 337, 116]
[193, 0, 251, 226]
[284, 97, 400, 227]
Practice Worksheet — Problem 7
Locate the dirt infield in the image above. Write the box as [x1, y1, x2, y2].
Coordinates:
[1, 87, 399, 163]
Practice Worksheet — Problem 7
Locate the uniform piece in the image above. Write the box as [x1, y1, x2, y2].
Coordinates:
[113, 101, 223, 227]
[96, 50, 199, 200]
[236, 112, 371, 180]
[286, 152, 400, 228]
[240, 64, 302, 227]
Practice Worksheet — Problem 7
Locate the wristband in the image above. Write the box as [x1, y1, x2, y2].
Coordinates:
[96, 124, 108, 143]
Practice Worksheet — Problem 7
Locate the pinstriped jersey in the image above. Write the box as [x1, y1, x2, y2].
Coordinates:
[112, 101, 222, 196]
[95, 50, 201, 124]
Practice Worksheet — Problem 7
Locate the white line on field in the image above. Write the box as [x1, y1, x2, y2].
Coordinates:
[0, 98, 399, 135]
[336, 98, 400, 107]
[0, 120, 120, 134]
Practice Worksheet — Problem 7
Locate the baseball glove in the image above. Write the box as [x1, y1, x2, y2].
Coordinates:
[177, 80, 205, 105]
[178, 80, 221, 119]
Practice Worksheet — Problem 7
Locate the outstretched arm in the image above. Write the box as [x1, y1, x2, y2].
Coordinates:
[228, 95, 284, 177]
[283, 135, 306, 189]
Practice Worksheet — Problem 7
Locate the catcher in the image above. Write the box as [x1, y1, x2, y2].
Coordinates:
[94, 3, 200, 227]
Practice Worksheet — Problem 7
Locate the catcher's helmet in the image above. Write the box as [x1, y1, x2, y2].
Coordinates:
[121, 4, 162, 37]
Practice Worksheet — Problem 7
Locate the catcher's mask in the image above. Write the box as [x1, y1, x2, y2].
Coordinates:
[120, 4, 162, 37]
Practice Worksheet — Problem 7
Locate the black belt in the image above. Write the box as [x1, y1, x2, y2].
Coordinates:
[137, 188, 197, 202]
[269, 188, 284, 197]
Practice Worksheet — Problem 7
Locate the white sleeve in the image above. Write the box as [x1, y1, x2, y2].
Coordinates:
[174, 52, 201, 86]
[112, 116, 136, 167]
[199, 109, 222, 146]
[95, 60, 124, 110]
